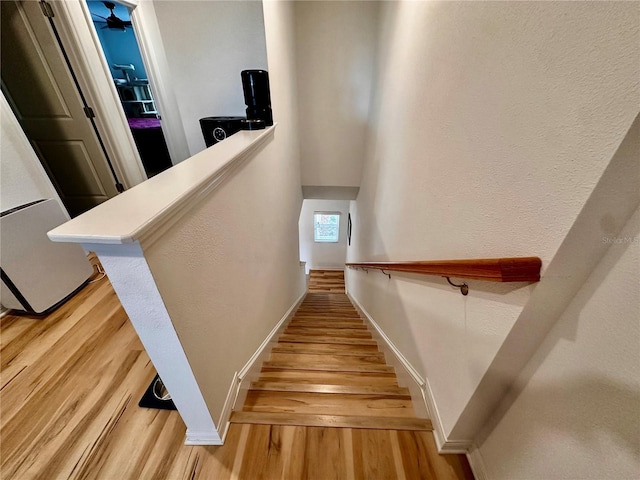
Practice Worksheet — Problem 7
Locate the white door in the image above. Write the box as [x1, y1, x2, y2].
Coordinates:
[1, 1, 119, 217]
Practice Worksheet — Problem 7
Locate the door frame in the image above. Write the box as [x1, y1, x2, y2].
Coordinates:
[45, 0, 190, 188]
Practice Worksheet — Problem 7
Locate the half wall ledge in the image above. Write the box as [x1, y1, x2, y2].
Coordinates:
[47, 125, 276, 246]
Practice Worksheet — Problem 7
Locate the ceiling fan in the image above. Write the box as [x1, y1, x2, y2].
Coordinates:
[91, 2, 132, 31]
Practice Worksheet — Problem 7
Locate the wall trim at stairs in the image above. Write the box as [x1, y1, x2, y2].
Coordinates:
[348, 293, 476, 455]
[216, 288, 308, 440]
[467, 444, 489, 480]
[215, 372, 240, 444]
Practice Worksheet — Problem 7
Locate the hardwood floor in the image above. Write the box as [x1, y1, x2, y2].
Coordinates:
[308, 270, 345, 293]
[0, 267, 473, 479]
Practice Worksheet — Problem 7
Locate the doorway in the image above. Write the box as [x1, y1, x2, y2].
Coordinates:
[1, 0, 122, 217]
[87, 0, 172, 178]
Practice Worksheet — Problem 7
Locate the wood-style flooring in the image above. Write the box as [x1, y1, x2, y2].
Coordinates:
[0, 264, 473, 479]
[308, 270, 345, 293]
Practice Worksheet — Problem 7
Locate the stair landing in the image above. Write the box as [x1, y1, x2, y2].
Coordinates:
[308, 270, 346, 293]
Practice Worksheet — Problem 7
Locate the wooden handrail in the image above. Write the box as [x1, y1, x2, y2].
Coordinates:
[346, 257, 542, 283]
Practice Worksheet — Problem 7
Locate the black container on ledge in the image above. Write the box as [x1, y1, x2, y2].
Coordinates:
[199, 116, 244, 147]
[241, 70, 273, 126]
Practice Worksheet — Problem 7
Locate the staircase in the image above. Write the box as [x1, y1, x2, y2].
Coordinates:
[230, 292, 432, 431]
[307, 269, 346, 293]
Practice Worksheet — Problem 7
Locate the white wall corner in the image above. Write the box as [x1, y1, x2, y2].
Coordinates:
[348, 292, 475, 455]
[467, 444, 489, 480]
[347, 293, 428, 416]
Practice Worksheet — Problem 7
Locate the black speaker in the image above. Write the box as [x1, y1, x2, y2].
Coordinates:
[241, 70, 273, 126]
[199, 116, 244, 147]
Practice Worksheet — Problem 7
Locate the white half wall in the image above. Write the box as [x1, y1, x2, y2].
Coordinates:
[299, 199, 349, 272]
[153, 1, 269, 156]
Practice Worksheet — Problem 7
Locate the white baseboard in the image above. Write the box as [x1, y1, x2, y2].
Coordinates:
[216, 372, 240, 444]
[237, 288, 307, 381]
[347, 292, 474, 455]
[467, 444, 489, 480]
[422, 376, 472, 453]
[185, 430, 223, 446]
[348, 293, 428, 418]
[0, 306, 10, 318]
[216, 289, 307, 439]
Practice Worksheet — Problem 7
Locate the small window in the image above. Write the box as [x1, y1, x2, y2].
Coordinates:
[314, 212, 340, 243]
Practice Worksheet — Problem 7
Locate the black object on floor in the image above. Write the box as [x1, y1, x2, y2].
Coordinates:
[138, 374, 177, 410]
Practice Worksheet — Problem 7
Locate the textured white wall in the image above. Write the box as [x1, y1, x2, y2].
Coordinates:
[0, 92, 64, 213]
[476, 204, 640, 479]
[298, 199, 349, 271]
[153, 1, 268, 156]
[294, 1, 379, 187]
[138, 0, 304, 425]
[347, 0, 639, 442]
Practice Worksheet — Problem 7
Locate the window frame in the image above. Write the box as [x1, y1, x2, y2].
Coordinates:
[313, 211, 341, 243]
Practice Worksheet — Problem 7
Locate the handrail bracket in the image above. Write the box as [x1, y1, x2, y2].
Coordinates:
[445, 277, 469, 296]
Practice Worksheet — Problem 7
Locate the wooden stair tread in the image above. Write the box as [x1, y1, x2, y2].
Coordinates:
[286, 324, 368, 330]
[243, 391, 414, 417]
[283, 328, 372, 338]
[278, 334, 378, 346]
[289, 317, 364, 323]
[230, 412, 433, 431]
[287, 320, 369, 332]
[294, 311, 360, 314]
[257, 370, 399, 386]
[272, 343, 381, 356]
[269, 352, 387, 366]
[262, 362, 394, 374]
[249, 381, 410, 397]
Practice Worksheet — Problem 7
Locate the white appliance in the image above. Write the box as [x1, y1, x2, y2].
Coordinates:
[1, 199, 93, 314]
